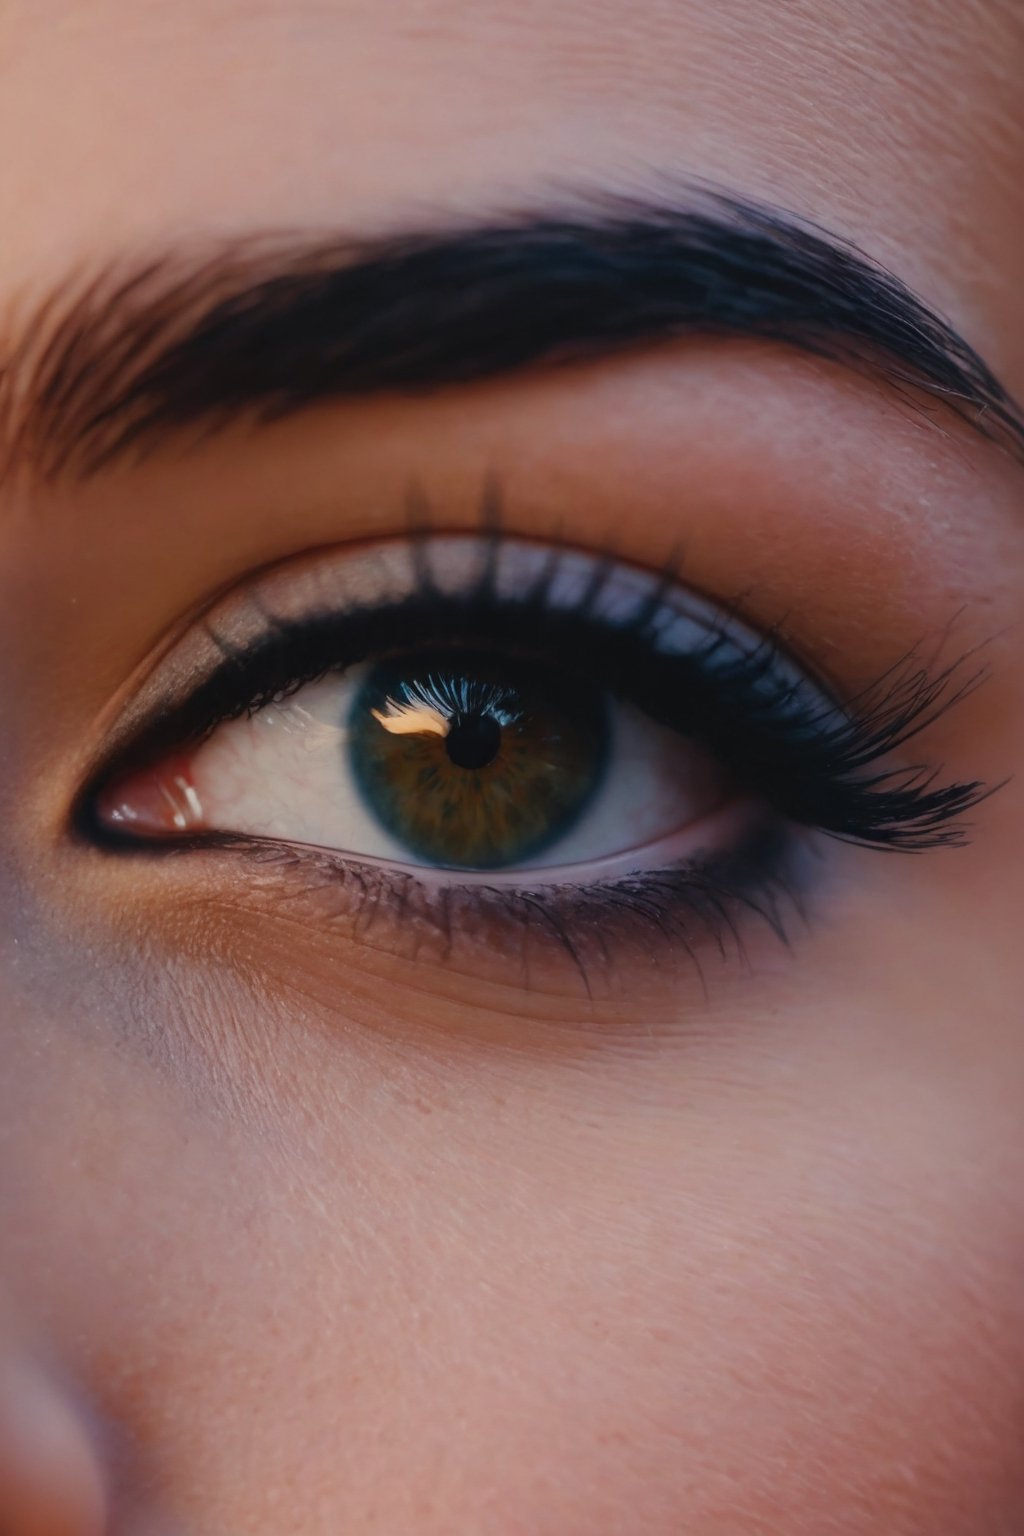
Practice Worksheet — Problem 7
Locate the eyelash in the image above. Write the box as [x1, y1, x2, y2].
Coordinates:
[80, 523, 988, 982]
[231, 820, 803, 995]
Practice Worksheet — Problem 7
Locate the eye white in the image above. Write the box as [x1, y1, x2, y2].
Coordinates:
[184, 662, 729, 878]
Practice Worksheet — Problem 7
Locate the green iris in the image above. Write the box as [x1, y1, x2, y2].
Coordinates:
[349, 650, 609, 868]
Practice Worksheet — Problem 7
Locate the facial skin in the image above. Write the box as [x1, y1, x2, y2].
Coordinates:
[1, 0, 1023, 1531]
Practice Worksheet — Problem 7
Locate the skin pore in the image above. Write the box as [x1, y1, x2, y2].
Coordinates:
[0, 0, 1023, 1531]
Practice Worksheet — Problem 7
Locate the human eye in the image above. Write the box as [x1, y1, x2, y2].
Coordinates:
[77, 504, 985, 990]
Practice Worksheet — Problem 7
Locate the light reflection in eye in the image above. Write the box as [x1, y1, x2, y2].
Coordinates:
[371, 702, 450, 737]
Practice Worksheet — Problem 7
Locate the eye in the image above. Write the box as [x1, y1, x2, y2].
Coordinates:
[83, 528, 985, 969]
[91, 537, 750, 876]
[97, 641, 732, 875]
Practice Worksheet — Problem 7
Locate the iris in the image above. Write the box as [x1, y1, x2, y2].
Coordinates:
[349, 650, 609, 868]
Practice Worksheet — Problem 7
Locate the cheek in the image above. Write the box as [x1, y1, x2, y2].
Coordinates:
[399, 1090, 1023, 1535]
[2, 953, 1021, 1535]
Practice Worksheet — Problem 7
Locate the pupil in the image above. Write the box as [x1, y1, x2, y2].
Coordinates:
[445, 710, 502, 771]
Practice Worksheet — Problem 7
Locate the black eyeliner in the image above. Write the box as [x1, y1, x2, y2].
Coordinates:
[81, 533, 988, 856]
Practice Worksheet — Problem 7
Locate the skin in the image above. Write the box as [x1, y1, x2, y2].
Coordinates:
[0, 0, 1023, 1530]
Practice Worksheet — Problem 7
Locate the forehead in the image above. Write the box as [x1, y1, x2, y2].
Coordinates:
[0, 0, 1022, 363]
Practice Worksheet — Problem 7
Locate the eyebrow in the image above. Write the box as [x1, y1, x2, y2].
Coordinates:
[2, 188, 1022, 483]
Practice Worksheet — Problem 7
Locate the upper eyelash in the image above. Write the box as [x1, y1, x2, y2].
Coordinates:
[81, 525, 991, 855]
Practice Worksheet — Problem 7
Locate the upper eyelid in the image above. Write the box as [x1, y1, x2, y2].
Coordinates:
[73, 529, 793, 815]
[91, 533, 785, 740]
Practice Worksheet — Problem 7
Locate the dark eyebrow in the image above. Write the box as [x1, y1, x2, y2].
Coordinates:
[2, 188, 1022, 483]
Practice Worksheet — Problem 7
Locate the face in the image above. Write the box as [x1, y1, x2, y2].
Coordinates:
[1, 1, 1023, 1530]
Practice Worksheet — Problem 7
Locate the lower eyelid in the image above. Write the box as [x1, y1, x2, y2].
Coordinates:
[206, 812, 808, 999]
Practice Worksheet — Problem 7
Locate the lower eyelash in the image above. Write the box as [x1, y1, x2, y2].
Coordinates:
[222, 815, 807, 996]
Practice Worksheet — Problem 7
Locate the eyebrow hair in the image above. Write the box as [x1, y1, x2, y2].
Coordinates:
[2, 189, 1022, 483]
